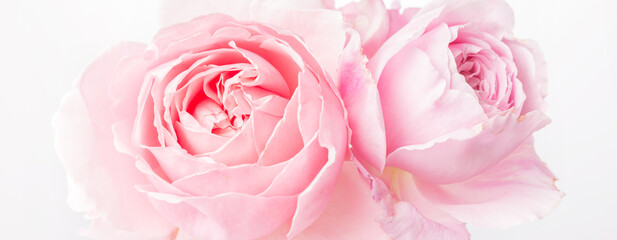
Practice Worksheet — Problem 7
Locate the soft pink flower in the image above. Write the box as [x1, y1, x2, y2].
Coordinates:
[340, 0, 563, 238]
[54, 1, 390, 239]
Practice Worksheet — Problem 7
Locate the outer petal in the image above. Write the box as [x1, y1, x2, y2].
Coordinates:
[387, 110, 551, 184]
[54, 90, 174, 239]
[339, 30, 386, 172]
[504, 39, 548, 114]
[410, 139, 563, 228]
[263, 162, 390, 240]
[139, 184, 297, 240]
[360, 161, 470, 240]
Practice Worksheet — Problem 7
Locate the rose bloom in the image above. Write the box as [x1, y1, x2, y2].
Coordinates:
[54, 1, 392, 239]
[339, 0, 564, 238]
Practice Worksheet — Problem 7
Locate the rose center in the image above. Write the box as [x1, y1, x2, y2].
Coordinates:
[456, 54, 484, 91]
[185, 69, 255, 137]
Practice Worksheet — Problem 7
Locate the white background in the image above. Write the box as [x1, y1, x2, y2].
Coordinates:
[0, 0, 615, 239]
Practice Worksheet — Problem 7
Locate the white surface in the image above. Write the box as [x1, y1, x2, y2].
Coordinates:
[0, 0, 615, 239]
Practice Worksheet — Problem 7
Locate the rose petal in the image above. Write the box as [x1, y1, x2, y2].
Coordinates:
[147, 146, 224, 182]
[338, 30, 387, 172]
[248, 3, 346, 87]
[140, 184, 297, 240]
[368, 4, 443, 81]
[258, 89, 304, 166]
[263, 162, 390, 239]
[171, 162, 286, 197]
[286, 79, 348, 238]
[504, 39, 548, 114]
[377, 30, 486, 152]
[387, 110, 551, 184]
[54, 90, 174, 238]
[359, 161, 470, 240]
[410, 139, 563, 228]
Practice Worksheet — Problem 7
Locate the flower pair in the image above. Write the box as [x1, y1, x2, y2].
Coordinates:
[54, 0, 562, 239]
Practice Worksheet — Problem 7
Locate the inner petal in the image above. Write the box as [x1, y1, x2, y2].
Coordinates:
[191, 98, 229, 131]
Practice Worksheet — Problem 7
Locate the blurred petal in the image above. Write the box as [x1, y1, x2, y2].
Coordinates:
[387, 7, 420, 36]
[54, 91, 174, 238]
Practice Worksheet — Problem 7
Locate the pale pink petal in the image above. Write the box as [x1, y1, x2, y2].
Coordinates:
[135, 184, 225, 240]
[297, 71, 323, 144]
[338, 30, 386, 171]
[377, 27, 486, 152]
[146, 146, 223, 182]
[504, 39, 548, 114]
[359, 161, 470, 240]
[258, 90, 304, 166]
[387, 110, 550, 184]
[249, 3, 346, 83]
[78, 42, 148, 128]
[261, 135, 327, 196]
[286, 80, 349, 238]
[205, 116, 259, 165]
[263, 162, 390, 240]
[411, 139, 563, 228]
[368, 5, 443, 81]
[378, 201, 470, 240]
[139, 184, 297, 240]
[172, 162, 286, 196]
[54, 90, 174, 238]
[228, 41, 291, 98]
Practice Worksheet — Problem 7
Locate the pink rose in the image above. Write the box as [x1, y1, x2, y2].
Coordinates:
[340, 0, 563, 238]
[54, 2, 391, 239]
